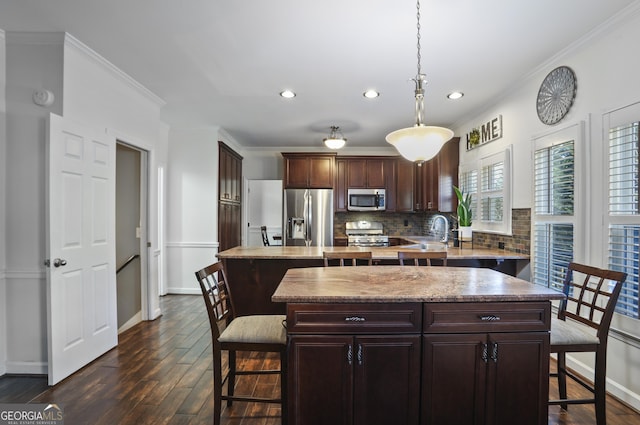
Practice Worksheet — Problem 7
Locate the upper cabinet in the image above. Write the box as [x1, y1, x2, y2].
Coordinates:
[219, 141, 243, 203]
[413, 137, 460, 213]
[283, 153, 336, 189]
[347, 158, 386, 188]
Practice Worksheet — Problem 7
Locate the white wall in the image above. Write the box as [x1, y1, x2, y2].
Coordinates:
[0, 30, 7, 376]
[454, 5, 640, 410]
[4, 32, 65, 374]
[2, 32, 167, 374]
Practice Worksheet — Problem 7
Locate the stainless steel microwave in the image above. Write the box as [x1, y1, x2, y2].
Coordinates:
[347, 188, 386, 211]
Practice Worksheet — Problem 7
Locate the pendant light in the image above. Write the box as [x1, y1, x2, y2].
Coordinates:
[323, 126, 347, 149]
[386, 0, 454, 165]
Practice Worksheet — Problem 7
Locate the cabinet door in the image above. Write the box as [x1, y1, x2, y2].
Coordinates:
[347, 159, 367, 188]
[335, 159, 348, 211]
[354, 335, 421, 425]
[308, 156, 334, 188]
[383, 158, 397, 212]
[423, 157, 439, 211]
[422, 334, 487, 425]
[218, 202, 241, 251]
[366, 158, 386, 188]
[437, 137, 460, 213]
[396, 159, 415, 212]
[486, 332, 549, 425]
[284, 156, 310, 188]
[289, 335, 353, 425]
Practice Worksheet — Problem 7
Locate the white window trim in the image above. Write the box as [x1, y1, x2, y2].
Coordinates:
[531, 121, 586, 267]
[603, 101, 640, 326]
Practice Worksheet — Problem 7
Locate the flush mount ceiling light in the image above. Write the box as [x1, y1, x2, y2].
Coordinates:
[447, 91, 464, 100]
[323, 126, 347, 149]
[385, 0, 454, 165]
[280, 89, 296, 98]
[363, 89, 380, 99]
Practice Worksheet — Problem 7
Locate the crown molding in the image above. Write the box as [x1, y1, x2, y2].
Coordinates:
[63, 33, 166, 107]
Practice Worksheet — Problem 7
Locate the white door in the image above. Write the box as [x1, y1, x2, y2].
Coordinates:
[46, 113, 117, 385]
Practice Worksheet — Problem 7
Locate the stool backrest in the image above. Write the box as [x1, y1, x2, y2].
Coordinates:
[559, 262, 626, 340]
[323, 251, 373, 266]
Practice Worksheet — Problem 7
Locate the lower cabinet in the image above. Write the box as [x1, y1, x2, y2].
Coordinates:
[289, 334, 421, 425]
[422, 332, 549, 425]
[286, 301, 551, 425]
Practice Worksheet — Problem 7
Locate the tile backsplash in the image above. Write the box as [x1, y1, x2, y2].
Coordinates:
[335, 208, 531, 254]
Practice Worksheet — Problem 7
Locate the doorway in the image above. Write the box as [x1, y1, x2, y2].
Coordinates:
[116, 142, 148, 333]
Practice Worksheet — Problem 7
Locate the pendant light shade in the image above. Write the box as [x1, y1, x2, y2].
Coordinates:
[386, 0, 454, 164]
[386, 125, 454, 163]
[323, 126, 347, 149]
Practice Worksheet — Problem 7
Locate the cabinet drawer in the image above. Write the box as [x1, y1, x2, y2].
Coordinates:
[423, 302, 550, 333]
[287, 303, 422, 334]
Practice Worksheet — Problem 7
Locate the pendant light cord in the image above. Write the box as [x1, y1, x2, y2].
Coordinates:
[416, 0, 422, 77]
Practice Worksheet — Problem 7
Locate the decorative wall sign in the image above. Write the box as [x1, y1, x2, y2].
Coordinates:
[466, 115, 503, 150]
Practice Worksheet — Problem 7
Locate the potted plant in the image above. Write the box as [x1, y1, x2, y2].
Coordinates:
[453, 186, 473, 241]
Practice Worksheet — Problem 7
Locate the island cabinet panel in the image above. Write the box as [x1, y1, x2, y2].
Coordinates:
[422, 302, 551, 425]
[287, 303, 422, 425]
[289, 334, 421, 425]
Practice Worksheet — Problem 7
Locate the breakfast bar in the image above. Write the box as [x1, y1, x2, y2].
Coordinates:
[272, 266, 564, 425]
[217, 245, 530, 316]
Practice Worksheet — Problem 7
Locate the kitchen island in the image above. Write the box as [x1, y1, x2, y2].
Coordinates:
[217, 245, 530, 316]
[272, 266, 564, 425]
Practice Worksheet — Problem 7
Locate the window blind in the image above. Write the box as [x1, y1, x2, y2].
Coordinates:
[459, 169, 478, 221]
[480, 161, 503, 222]
[533, 223, 574, 291]
[609, 225, 639, 318]
[609, 122, 639, 215]
[534, 141, 574, 215]
[607, 120, 640, 318]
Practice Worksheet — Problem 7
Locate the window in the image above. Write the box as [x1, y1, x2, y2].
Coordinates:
[607, 114, 640, 319]
[532, 124, 583, 292]
[458, 167, 478, 222]
[481, 160, 504, 221]
[459, 148, 512, 235]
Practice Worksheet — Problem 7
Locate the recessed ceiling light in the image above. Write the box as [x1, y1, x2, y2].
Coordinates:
[363, 89, 380, 99]
[280, 90, 296, 99]
[447, 91, 464, 100]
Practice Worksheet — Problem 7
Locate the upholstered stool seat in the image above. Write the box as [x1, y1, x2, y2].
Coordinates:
[219, 315, 286, 345]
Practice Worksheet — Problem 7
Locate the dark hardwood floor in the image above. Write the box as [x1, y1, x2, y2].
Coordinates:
[1, 294, 639, 425]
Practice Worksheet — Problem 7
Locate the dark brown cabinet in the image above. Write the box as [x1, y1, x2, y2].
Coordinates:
[218, 142, 242, 251]
[335, 158, 348, 211]
[219, 141, 242, 203]
[287, 303, 422, 425]
[217, 201, 241, 251]
[282, 153, 336, 189]
[414, 137, 460, 212]
[347, 158, 386, 188]
[422, 302, 551, 425]
[395, 158, 415, 212]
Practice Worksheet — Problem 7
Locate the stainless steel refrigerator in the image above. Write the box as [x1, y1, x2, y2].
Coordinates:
[283, 189, 333, 246]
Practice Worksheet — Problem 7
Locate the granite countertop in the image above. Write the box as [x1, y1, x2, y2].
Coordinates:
[271, 266, 563, 303]
[216, 245, 529, 260]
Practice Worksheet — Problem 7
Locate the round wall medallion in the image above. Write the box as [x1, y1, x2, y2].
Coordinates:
[536, 66, 576, 125]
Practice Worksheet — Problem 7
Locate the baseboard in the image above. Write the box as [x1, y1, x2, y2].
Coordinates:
[118, 311, 142, 334]
[166, 287, 200, 295]
[5, 361, 47, 375]
[565, 354, 640, 413]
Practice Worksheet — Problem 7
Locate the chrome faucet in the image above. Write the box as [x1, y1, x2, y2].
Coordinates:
[430, 214, 449, 245]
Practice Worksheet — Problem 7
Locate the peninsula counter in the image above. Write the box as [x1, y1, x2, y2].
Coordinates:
[217, 245, 530, 316]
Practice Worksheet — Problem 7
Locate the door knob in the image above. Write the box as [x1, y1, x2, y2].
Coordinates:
[53, 258, 67, 267]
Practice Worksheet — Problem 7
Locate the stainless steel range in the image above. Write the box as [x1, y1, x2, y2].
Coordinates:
[345, 221, 389, 247]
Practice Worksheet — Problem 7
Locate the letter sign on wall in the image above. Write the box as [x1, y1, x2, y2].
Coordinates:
[466, 115, 503, 150]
